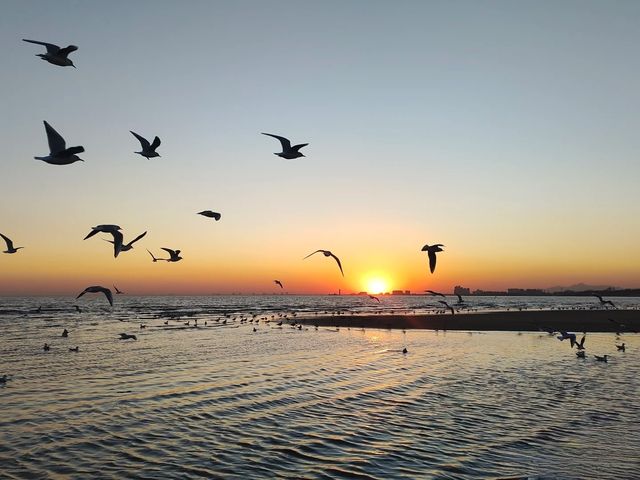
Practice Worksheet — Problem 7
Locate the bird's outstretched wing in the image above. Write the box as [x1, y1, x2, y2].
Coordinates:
[44, 121, 66, 154]
[111, 231, 123, 257]
[128, 231, 147, 246]
[328, 252, 344, 276]
[303, 250, 324, 260]
[146, 249, 159, 261]
[426, 290, 445, 298]
[57, 45, 78, 57]
[130, 131, 150, 150]
[428, 251, 437, 273]
[23, 39, 59, 53]
[150, 136, 161, 150]
[292, 143, 308, 152]
[0, 233, 14, 250]
[262, 133, 291, 150]
[161, 248, 176, 257]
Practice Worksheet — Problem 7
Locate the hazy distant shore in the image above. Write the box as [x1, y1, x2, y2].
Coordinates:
[302, 309, 639, 332]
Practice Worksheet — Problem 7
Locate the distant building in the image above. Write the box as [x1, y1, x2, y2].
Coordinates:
[507, 288, 546, 296]
[454, 286, 470, 296]
[473, 289, 507, 296]
[392, 290, 409, 295]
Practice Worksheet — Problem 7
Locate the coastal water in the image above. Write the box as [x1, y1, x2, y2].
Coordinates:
[1, 296, 638, 479]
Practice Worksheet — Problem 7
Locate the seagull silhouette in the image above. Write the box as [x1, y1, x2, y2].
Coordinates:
[130, 131, 161, 159]
[35, 121, 84, 165]
[83, 225, 121, 240]
[368, 295, 380, 303]
[119, 333, 137, 340]
[425, 290, 445, 298]
[303, 250, 344, 276]
[261, 133, 308, 159]
[557, 331, 577, 348]
[161, 248, 182, 262]
[84, 225, 123, 257]
[616, 343, 626, 352]
[593, 295, 615, 308]
[575, 335, 586, 350]
[456, 294, 464, 304]
[104, 231, 147, 253]
[274, 280, 284, 289]
[147, 249, 161, 262]
[114, 285, 124, 295]
[76, 286, 113, 306]
[1, 233, 23, 254]
[421, 244, 444, 274]
[438, 300, 455, 315]
[23, 39, 78, 67]
[198, 211, 221, 221]
[594, 354, 609, 363]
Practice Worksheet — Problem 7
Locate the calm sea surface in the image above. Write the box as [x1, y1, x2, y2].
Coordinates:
[1, 296, 638, 479]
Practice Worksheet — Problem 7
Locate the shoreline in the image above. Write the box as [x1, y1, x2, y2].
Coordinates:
[301, 309, 639, 332]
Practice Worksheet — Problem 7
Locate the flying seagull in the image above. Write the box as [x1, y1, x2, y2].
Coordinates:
[1, 233, 23, 254]
[456, 294, 464, 304]
[76, 286, 113, 307]
[368, 295, 380, 303]
[198, 211, 221, 221]
[438, 300, 455, 315]
[114, 285, 124, 295]
[105, 231, 147, 253]
[130, 131, 161, 159]
[161, 248, 182, 262]
[303, 250, 344, 276]
[421, 244, 444, 274]
[575, 335, 586, 350]
[22, 39, 78, 67]
[274, 280, 283, 289]
[84, 225, 123, 257]
[147, 249, 161, 262]
[593, 295, 615, 308]
[425, 290, 446, 298]
[557, 331, 577, 348]
[35, 121, 85, 165]
[261, 133, 308, 159]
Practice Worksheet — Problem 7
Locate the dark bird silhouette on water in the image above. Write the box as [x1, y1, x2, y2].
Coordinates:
[594, 354, 609, 363]
[274, 280, 283, 289]
[35, 121, 84, 165]
[438, 300, 455, 315]
[43, 343, 50, 351]
[161, 248, 182, 262]
[23, 39, 78, 67]
[616, 343, 626, 352]
[69, 346, 79, 352]
[198, 211, 221, 221]
[303, 250, 344, 276]
[130, 131, 161, 159]
[262, 133, 308, 159]
[594, 295, 615, 308]
[557, 331, 577, 348]
[575, 335, 586, 350]
[62, 328, 68, 337]
[1, 233, 23, 254]
[76, 286, 113, 307]
[456, 294, 464, 304]
[119, 333, 137, 341]
[421, 244, 444, 274]
[425, 290, 445, 298]
[576, 350, 585, 358]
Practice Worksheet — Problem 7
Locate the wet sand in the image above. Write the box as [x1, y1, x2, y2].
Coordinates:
[303, 309, 639, 332]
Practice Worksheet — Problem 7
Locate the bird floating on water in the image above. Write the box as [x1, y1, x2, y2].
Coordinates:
[69, 346, 79, 352]
[23, 39, 78, 67]
[303, 250, 344, 276]
[594, 354, 609, 363]
[43, 343, 50, 351]
[1, 233, 23, 254]
[35, 121, 84, 165]
[576, 350, 585, 358]
[198, 211, 221, 221]
[130, 131, 161, 159]
[616, 343, 626, 352]
[76, 286, 113, 307]
[62, 328, 68, 337]
[261, 133, 308, 159]
[119, 333, 137, 341]
[421, 244, 444, 274]
[274, 280, 284, 289]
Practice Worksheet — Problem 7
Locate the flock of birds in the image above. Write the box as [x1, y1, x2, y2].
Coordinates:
[1, 39, 447, 304]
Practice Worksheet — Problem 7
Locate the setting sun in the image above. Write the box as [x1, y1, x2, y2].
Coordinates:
[366, 278, 389, 294]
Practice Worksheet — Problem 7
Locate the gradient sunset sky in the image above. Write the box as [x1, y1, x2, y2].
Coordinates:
[1, 0, 639, 295]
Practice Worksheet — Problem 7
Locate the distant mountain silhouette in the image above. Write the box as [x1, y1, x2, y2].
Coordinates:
[546, 283, 620, 293]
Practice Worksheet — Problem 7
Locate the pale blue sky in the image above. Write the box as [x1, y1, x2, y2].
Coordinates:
[1, 1, 639, 293]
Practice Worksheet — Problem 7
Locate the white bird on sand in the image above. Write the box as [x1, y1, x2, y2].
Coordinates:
[130, 131, 161, 159]
[22, 39, 78, 67]
[161, 248, 182, 262]
[197, 211, 221, 221]
[421, 244, 444, 274]
[1, 233, 23, 254]
[261, 133, 308, 159]
[35, 121, 84, 165]
[76, 286, 113, 306]
[303, 250, 344, 276]
[104, 231, 147, 253]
